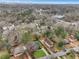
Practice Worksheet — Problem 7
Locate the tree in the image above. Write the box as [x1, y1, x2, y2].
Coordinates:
[44, 31, 51, 37]
[0, 34, 3, 50]
[32, 34, 40, 41]
[75, 32, 79, 41]
[54, 27, 67, 38]
[44, 30, 54, 39]
[58, 41, 64, 48]
[28, 15, 36, 22]
[21, 32, 32, 44]
[19, 9, 33, 17]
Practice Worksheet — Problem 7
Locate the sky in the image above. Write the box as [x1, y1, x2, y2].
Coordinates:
[0, 0, 79, 4]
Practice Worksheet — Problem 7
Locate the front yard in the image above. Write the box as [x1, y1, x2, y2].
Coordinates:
[33, 49, 46, 58]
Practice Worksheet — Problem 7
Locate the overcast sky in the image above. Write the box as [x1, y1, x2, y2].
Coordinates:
[0, 0, 79, 4]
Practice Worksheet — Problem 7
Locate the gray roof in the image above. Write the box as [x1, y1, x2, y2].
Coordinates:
[37, 55, 53, 59]
[73, 46, 79, 53]
[12, 45, 27, 56]
[63, 39, 69, 44]
[8, 30, 21, 46]
[53, 50, 67, 57]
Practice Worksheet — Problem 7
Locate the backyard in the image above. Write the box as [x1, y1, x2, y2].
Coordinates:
[66, 53, 75, 59]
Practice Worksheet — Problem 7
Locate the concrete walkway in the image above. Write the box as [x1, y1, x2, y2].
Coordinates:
[26, 52, 32, 59]
[42, 48, 49, 55]
[63, 56, 66, 59]
[57, 57, 61, 59]
[75, 54, 79, 59]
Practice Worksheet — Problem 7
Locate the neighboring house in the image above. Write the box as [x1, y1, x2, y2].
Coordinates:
[26, 41, 40, 53]
[11, 45, 27, 57]
[8, 30, 21, 47]
[11, 45, 28, 59]
[44, 38, 53, 48]
[73, 46, 79, 54]
[63, 39, 70, 45]
[53, 50, 68, 57]
[53, 15, 65, 19]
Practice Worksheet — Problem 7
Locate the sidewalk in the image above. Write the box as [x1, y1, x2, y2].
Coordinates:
[26, 52, 32, 59]
[42, 48, 49, 55]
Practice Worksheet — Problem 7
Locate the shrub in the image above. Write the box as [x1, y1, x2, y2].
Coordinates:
[44, 30, 54, 38]
[58, 41, 64, 48]
[20, 9, 32, 16]
[75, 32, 79, 41]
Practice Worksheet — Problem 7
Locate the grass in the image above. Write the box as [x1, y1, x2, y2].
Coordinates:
[33, 49, 46, 58]
[54, 43, 63, 51]
[60, 56, 64, 59]
[66, 53, 75, 59]
[21, 32, 32, 44]
[0, 51, 10, 59]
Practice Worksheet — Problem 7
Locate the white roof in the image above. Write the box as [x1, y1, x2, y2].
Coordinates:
[54, 15, 65, 19]
[73, 46, 79, 52]
[3, 26, 8, 30]
[13, 46, 27, 56]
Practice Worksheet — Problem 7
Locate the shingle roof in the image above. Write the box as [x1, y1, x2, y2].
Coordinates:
[73, 46, 79, 53]
[12, 45, 27, 57]
[53, 50, 67, 57]
[38, 55, 53, 59]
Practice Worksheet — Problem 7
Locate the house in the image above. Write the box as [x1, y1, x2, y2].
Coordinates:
[6, 27, 29, 59]
[26, 41, 41, 53]
[12, 45, 27, 57]
[63, 39, 70, 45]
[53, 50, 68, 57]
[53, 15, 65, 19]
[44, 38, 53, 48]
[11, 45, 28, 59]
[73, 46, 79, 53]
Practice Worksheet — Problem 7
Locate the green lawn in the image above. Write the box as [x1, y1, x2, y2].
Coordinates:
[33, 49, 46, 58]
[0, 51, 10, 59]
[60, 56, 64, 59]
[66, 53, 75, 59]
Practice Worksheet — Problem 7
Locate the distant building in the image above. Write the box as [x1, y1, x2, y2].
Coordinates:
[53, 15, 65, 19]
